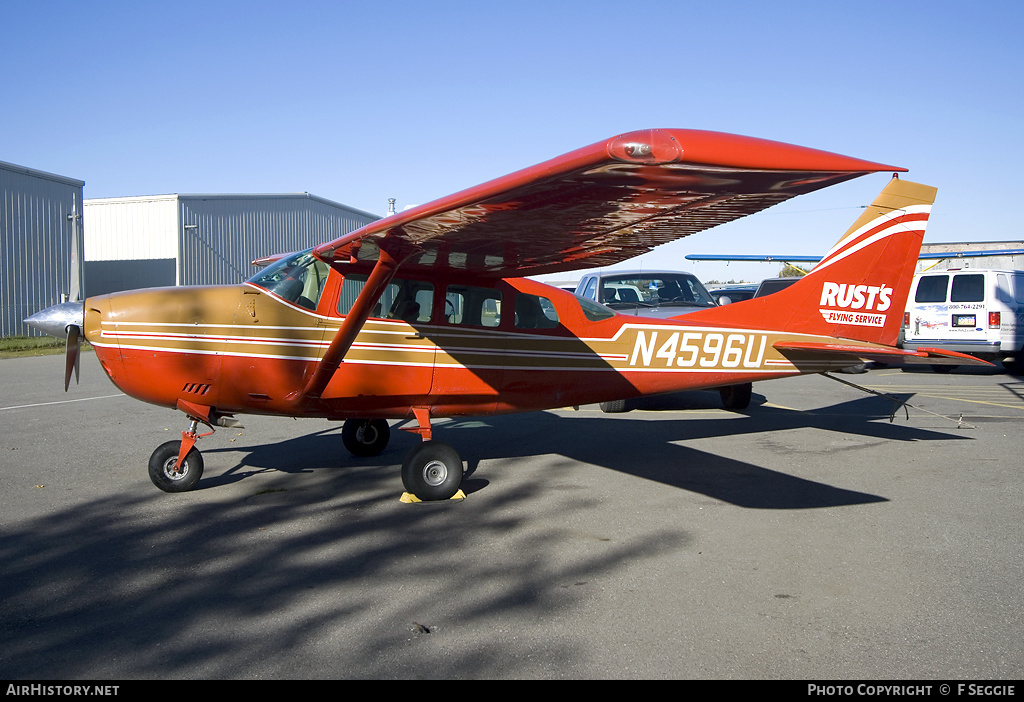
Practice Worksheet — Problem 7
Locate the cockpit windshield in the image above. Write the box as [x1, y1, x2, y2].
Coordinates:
[598, 273, 716, 310]
[247, 249, 331, 311]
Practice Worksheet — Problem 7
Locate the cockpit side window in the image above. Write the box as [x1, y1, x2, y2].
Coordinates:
[247, 249, 330, 311]
[337, 274, 434, 323]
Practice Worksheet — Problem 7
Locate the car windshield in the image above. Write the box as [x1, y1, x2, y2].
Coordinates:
[598, 274, 716, 309]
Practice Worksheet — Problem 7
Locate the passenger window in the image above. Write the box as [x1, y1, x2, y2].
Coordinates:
[951, 274, 984, 302]
[514, 293, 559, 329]
[445, 285, 502, 327]
[577, 296, 615, 322]
[338, 274, 433, 323]
[915, 275, 949, 303]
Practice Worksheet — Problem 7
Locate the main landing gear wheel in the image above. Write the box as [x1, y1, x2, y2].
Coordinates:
[149, 440, 204, 493]
[719, 382, 752, 410]
[401, 440, 464, 501]
[342, 418, 391, 457]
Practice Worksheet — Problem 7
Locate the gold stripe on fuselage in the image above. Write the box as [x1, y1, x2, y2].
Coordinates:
[97, 316, 870, 377]
[88, 284, 880, 378]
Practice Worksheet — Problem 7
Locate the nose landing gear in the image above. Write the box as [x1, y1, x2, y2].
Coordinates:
[149, 438, 205, 492]
[148, 416, 213, 493]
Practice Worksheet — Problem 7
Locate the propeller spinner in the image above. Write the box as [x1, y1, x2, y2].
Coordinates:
[23, 301, 85, 391]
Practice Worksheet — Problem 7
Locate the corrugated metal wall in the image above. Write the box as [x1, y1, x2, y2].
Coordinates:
[1, 161, 85, 337]
[177, 194, 377, 286]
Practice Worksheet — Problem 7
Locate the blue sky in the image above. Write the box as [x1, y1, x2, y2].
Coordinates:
[3, 1, 1021, 284]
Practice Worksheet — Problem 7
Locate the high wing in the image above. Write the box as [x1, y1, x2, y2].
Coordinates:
[302, 129, 904, 400]
[313, 129, 904, 277]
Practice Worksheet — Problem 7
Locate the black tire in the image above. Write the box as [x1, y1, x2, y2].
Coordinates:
[342, 418, 391, 457]
[599, 399, 630, 413]
[401, 441, 463, 501]
[1001, 348, 1024, 373]
[838, 363, 868, 374]
[149, 440, 204, 493]
[719, 382, 752, 410]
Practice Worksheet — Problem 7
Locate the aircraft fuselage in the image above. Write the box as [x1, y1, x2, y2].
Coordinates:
[82, 260, 867, 422]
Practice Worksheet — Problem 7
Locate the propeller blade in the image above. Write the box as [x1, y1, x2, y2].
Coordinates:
[64, 324, 81, 392]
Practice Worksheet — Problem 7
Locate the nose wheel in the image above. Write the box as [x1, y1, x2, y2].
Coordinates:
[149, 440, 204, 492]
[149, 409, 215, 493]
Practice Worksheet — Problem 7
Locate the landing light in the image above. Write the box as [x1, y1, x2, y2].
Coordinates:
[623, 142, 652, 158]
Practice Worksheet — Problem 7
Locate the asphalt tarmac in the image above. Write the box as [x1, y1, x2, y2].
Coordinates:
[1, 352, 1022, 680]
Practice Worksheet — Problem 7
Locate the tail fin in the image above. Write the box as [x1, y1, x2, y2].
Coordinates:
[687, 177, 937, 346]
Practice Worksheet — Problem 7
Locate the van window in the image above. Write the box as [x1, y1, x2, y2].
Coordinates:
[997, 275, 1014, 303]
[950, 274, 984, 302]
[1013, 274, 1024, 304]
[915, 275, 948, 303]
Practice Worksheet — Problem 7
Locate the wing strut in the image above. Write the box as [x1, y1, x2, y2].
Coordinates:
[301, 242, 419, 401]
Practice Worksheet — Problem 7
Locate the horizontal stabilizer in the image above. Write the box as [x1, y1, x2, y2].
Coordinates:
[773, 340, 992, 366]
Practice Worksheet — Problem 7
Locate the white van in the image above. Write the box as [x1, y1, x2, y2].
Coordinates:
[901, 268, 1024, 369]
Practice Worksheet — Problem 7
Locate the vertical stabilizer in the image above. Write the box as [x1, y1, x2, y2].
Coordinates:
[685, 178, 936, 346]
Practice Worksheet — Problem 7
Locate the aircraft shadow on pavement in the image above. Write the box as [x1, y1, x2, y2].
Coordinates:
[204, 389, 969, 510]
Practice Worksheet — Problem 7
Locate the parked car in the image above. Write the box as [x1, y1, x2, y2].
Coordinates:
[901, 268, 1024, 371]
[707, 277, 799, 304]
[753, 277, 800, 297]
[708, 284, 758, 305]
[572, 270, 753, 410]
[574, 270, 719, 318]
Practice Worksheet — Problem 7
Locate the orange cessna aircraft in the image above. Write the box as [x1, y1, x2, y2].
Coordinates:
[27, 129, 984, 500]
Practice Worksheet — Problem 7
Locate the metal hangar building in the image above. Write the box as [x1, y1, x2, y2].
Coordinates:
[83, 193, 379, 298]
[1, 160, 85, 337]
